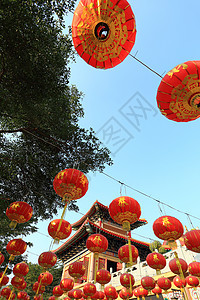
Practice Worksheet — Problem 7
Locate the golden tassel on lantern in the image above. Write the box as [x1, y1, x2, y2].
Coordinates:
[94, 252, 99, 284]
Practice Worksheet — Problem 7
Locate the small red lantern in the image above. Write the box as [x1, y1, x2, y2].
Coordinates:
[156, 61, 200, 122]
[53, 169, 88, 202]
[6, 239, 27, 257]
[157, 277, 171, 291]
[98, 292, 105, 299]
[141, 276, 156, 291]
[133, 288, 140, 300]
[118, 244, 139, 263]
[60, 278, 74, 292]
[120, 273, 135, 289]
[152, 285, 162, 298]
[91, 292, 100, 300]
[173, 275, 186, 289]
[188, 261, 200, 276]
[48, 219, 72, 242]
[18, 281, 27, 291]
[153, 216, 183, 243]
[186, 275, 199, 287]
[109, 196, 141, 231]
[104, 286, 117, 300]
[83, 283, 96, 297]
[0, 252, 5, 265]
[6, 201, 33, 229]
[146, 252, 166, 273]
[38, 272, 53, 286]
[11, 276, 25, 289]
[169, 258, 188, 275]
[138, 286, 148, 300]
[53, 285, 64, 297]
[13, 262, 29, 277]
[1, 287, 12, 299]
[34, 296, 42, 300]
[68, 289, 83, 299]
[119, 287, 133, 299]
[17, 292, 28, 300]
[184, 229, 200, 253]
[96, 269, 111, 285]
[0, 272, 9, 286]
[48, 297, 56, 300]
[68, 261, 85, 280]
[86, 234, 108, 253]
[32, 282, 45, 294]
[38, 251, 57, 269]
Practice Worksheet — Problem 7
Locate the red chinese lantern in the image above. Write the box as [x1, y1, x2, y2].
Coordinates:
[133, 288, 140, 300]
[53, 285, 64, 297]
[6, 239, 27, 257]
[17, 281, 27, 291]
[0, 272, 9, 286]
[83, 283, 96, 297]
[173, 275, 186, 289]
[11, 276, 25, 289]
[38, 251, 57, 269]
[48, 297, 56, 300]
[153, 216, 183, 244]
[188, 261, 200, 276]
[109, 196, 141, 231]
[138, 286, 148, 300]
[0, 252, 5, 265]
[184, 229, 200, 253]
[96, 269, 111, 286]
[157, 277, 171, 291]
[48, 219, 72, 242]
[118, 244, 139, 263]
[98, 292, 105, 299]
[17, 292, 28, 300]
[104, 286, 117, 300]
[169, 258, 188, 275]
[68, 261, 85, 281]
[141, 276, 156, 291]
[60, 278, 74, 292]
[13, 262, 29, 277]
[38, 272, 53, 286]
[34, 295, 42, 300]
[157, 61, 200, 122]
[6, 201, 33, 229]
[186, 275, 199, 287]
[152, 285, 162, 298]
[72, 0, 136, 69]
[32, 282, 45, 294]
[1, 287, 12, 299]
[146, 252, 166, 274]
[68, 289, 83, 299]
[91, 292, 100, 300]
[119, 287, 133, 299]
[120, 273, 135, 289]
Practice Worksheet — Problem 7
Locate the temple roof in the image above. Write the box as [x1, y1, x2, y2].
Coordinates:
[54, 218, 150, 262]
[72, 200, 148, 231]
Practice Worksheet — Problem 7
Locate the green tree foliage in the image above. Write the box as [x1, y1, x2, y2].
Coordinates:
[0, 0, 112, 244]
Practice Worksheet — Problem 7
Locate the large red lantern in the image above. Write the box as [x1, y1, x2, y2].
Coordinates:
[38, 251, 57, 269]
[53, 285, 64, 297]
[184, 229, 200, 253]
[11, 276, 25, 289]
[60, 278, 74, 292]
[118, 244, 139, 263]
[146, 252, 166, 274]
[96, 269, 111, 285]
[72, 0, 136, 69]
[48, 219, 72, 242]
[6, 239, 27, 257]
[157, 277, 171, 291]
[38, 272, 53, 286]
[120, 273, 135, 289]
[0, 252, 5, 266]
[169, 258, 188, 275]
[13, 262, 29, 277]
[86, 234, 108, 253]
[32, 282, 45, 294]
[156, 61, 200, 122]
[173, 275, 186, 289]
[188, 261, 200, 276]
[186, 275, 199, 287]
[1, 287, 12, 299]
[109, 196, 141, 231]
[141, 276, 156, 291]
[104, 286, 117, 300]
[6, 201, 33, 229]
[17, 292, 28, 300]
[138, 286, 148, 300]
[83, 283, 96, 297]
[152, 285, 162, 298]
[153, 216, 183, 244]
[119, 287, 133, 299]
[0, 272, 9, 286]
[68, 261, 85, 280]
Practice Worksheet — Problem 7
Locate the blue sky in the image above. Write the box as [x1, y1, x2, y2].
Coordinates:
[25, 0, 200, 264]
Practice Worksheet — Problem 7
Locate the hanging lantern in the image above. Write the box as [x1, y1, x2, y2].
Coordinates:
[119, 287, 133, 299]
[34, 296, 42, 300]
[98, 291, 105, 299]
[133, 287, 140, 300]
[152, 285, 162, 299]
[38, 272, 53, 286]
[0, 272, 9, 286]
[91, 292, 100, 300]
[141, 276, 156, 291]
[188, 261, 200, 276]
[60, 278, 74, 293]
[68, 261, 85, 281]
[6, 239, 27, 257]
[13, 262, 29, 277]
[38, 251, 57, 269]
[53, 285, 64, 298]
[17, 292, 28, 300]
[72, 0, 136, 69]
[146, 252, 166, 274]
[120, 273, 135, 289]
[48, 219, 72, 243]
[1, 287, 12, 299]
[68, 289, 83, 299]
[104, 286, 117, 300]
[6, 201, 33, 229]
[109, 196, 141, 231]
[32, 282, 45, 294]
[96, 269, 111, 286]
[138, 286, 148, 300]
[186, 275, 199, 287]
[153, 216, 183, 246]
[157, 277, 171, 291]
[0, 252, 5, 266]
[49, 297, 56, 300]
[11, 276, 25, 289]
[157, 61, 200, 122]
[118, 244, 139, 263]
[18, 281, 27, 291]
[173, 275, 186, 289]
[169, 258, 188, 275]
[83, 283, 96, 297]
[184, 229, 200, 253]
